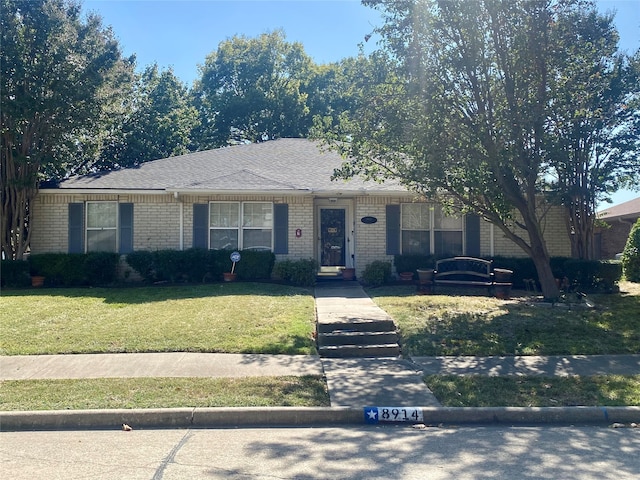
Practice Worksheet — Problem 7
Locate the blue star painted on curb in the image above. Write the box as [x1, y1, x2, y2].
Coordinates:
[364, 407, 379, 424]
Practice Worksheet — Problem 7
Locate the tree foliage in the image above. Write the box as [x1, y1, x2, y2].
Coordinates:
[1, 0, 134, 259]
[192, 30, 313, 147]
[93, 64, 199, 170]
[622, 219, 640, 282]
[546, 7, 640, 259]
[318, 0, 638, 299]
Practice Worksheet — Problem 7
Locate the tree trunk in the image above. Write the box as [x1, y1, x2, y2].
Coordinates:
[1, 137, 38, 260]
[489, 203, 560, 300]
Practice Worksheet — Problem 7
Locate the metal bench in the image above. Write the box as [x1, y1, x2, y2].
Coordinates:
[434, 257, 494, 288]
[427, 257, 513, 298]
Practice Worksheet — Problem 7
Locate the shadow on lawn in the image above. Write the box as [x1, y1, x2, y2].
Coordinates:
[368, 285, 640, 357]
[1, 282, 314, 304]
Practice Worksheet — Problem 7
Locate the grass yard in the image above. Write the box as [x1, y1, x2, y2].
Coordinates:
[425, 375, 640, 407]
[367, 281, 640, 357]
[1, 280, 638, 409]
[0, 376, 330, 410]
[0, 283, 317, 355]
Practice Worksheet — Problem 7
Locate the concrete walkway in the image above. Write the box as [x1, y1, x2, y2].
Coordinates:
[314, 282, 440, 406]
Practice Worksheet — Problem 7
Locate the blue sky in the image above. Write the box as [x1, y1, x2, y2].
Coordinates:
[84, 0, 639, 207]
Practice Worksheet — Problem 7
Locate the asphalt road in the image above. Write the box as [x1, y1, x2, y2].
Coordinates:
[2, 425, 639, 479]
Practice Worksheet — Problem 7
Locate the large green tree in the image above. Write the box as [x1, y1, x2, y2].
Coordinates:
[320, 0, 638, 299]
[91, 64, 199, 170]
[192, 30, 313, 147]
[1, 0, 134, 259]
[546, 10, 639, 259]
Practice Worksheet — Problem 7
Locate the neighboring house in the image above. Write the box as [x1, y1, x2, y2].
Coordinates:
[30, 138, 570, 277]
[596, 197, 640, 259]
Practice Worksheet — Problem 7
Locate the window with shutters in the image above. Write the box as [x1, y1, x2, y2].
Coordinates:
[209, 202, 273, 251]
[400, 204, 463, 256]
[86, 201, 118, 252]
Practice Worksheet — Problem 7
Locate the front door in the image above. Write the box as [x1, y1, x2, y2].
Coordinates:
[320, 208, 346, 267]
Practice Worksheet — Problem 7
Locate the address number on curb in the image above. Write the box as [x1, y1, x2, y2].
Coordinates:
[364, 407, 423, 424]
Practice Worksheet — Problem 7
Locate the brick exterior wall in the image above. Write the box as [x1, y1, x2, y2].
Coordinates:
[596, 221, 634, 259]
[31, 192, 571, 269]
[354, 196, 395, 277]
[487, 206, 571, 258]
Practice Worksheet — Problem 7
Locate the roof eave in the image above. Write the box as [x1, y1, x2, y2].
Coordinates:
[39, 188, 168, 195]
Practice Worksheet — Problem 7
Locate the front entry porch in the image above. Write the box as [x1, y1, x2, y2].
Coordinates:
[315, 199, 355, 279]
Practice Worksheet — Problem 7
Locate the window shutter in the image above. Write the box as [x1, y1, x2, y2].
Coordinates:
[386, 204, 401, 255]
[465, 213, 481, 257]
[273, 203, 289, 254]
[68, 203, 84, 253]
[193, 204, 209, 249]
[119, 203, 134, 254]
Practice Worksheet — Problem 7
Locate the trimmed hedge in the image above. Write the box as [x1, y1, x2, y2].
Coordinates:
[362, 260, 392, 286]
[125, 248, 275, 283]
[26, 253, 119, 287]
[393, 254, 438, 274]
[272, 259, 318, 287]
[0, 260, 31, 288]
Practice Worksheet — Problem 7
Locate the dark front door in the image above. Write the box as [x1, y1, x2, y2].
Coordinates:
[320, 208, 346, 266]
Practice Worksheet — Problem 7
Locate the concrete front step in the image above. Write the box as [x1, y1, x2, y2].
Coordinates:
[317, 318, 401, 358]
[318, 344, 401, 358]
[317, 330, 399, 347]
[317, 319, 396, 334]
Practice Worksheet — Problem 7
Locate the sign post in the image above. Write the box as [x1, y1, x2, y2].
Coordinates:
[230, 251, 241, 274]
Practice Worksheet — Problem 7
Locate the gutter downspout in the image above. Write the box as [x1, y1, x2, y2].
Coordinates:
[174, 191, 184, 250]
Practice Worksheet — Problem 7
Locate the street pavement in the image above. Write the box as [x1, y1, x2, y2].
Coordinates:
[2, 426, 640, 479]
[1, 282, 639, 430]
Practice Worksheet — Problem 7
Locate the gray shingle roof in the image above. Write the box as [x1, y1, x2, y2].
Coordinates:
[56, 138, 406, 194]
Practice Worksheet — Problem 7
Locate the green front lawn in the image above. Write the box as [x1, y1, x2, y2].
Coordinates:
[2, 280, 638, 409]
[368, 282, 640, 356]
[425, 375, 640, 407]
[0, 376, 330, 410]
[0, 283, 317, 355]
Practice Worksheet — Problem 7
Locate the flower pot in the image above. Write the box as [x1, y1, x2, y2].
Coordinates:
[494, 284, 512, 299]
[493, 268, 513, 283]
[223, 272, 237, 282]
[31, 275, 45, 287]
[399, 272, 414, 282]
[417, 269, 434, 283]
[341, 268, 355, 280]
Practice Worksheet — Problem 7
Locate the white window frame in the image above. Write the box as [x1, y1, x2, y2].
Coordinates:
[241, 201, 273, 251]
[85, 201, 118, 253]
[208, 201, 274, 251]
[400, 203, 464, 255]
[433, 205, 464, 256]
[401, 203, 432, 255]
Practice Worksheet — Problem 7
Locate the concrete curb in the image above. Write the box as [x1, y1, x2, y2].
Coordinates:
[2, 406, 639, 431]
